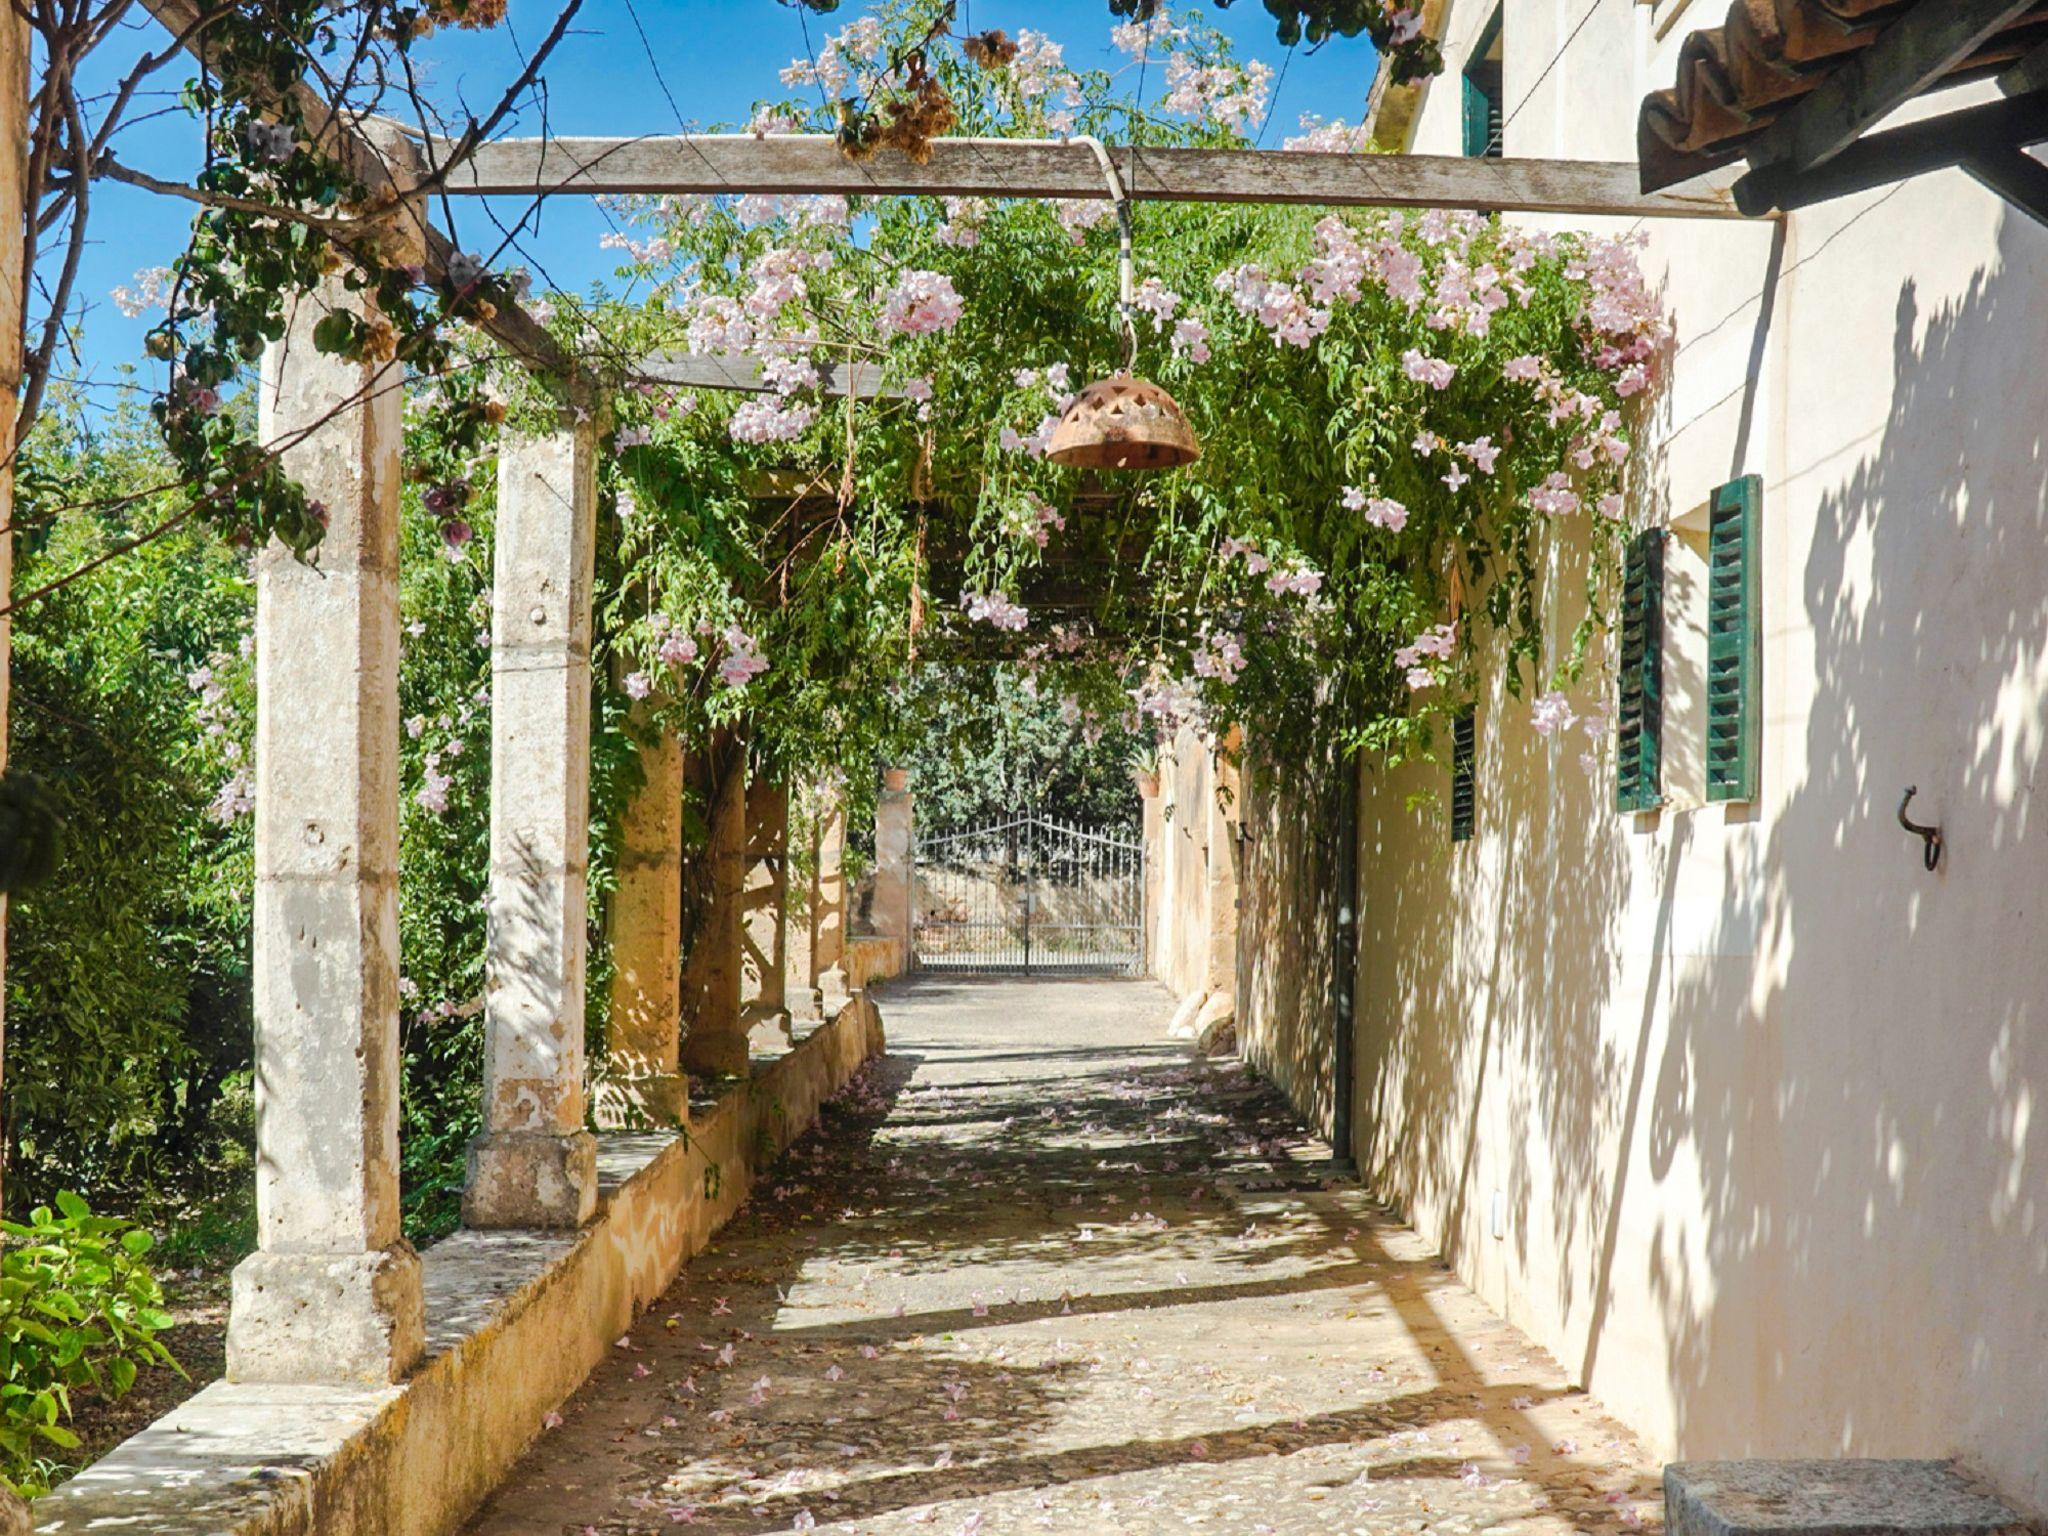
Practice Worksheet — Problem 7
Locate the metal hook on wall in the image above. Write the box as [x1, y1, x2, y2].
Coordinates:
[1897, 786, 1943, 872]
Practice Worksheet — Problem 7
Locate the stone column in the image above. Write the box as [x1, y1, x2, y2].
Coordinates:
[740, 779, 789, 1042]
[1205, 733, 1243, 999]
[872, 768, 914, 964]
[231, 272, 423, 1381]
[464, 414, 601, 1230]
[680, 732, 749, 1077]
[809, 777, 848, 1004]
[600, 717, 686, 1125]
[1135, 768, 1162, 980]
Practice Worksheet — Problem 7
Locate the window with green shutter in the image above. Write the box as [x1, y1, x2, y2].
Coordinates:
[1451, 707, 1476, 843]
[1615, 529, 1664, 814]
[1462, 8, 1504, 159]
[1706, 475, 1760, 802]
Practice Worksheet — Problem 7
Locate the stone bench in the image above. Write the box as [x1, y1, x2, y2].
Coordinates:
[1666, 1459, 2031, 1536]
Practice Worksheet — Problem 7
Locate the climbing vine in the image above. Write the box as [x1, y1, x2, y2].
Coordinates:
[554, 4, 1660, 788]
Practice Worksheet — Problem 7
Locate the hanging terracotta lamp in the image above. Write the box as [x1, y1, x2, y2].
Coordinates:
[1045, 141, 1199, 471]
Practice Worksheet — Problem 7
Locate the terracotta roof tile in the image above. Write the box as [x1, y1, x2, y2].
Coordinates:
[1639, 0, 2048, 190]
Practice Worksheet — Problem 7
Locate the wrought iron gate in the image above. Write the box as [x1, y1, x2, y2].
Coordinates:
[913, 815, 1144, 974]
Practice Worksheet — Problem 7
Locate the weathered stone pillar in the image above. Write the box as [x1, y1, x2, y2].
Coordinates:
[740, 779, 789, 1042]
[872, 768, 914, 962]
[810, 777, 848, 1000]
[1205, 733, 1243, 999]
[464, 414, 601, 1230]
[600, 717, 686, 1125]
[231, 274, 423, 1381]
[1135, 768, 1162, 980]
[680, 732, 749, 1077]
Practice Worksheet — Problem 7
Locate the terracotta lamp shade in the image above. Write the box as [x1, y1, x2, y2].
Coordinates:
[1045, 373, 1200, 471]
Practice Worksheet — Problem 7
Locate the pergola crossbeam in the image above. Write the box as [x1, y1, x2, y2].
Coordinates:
[425, 133, 1747, 220]
[140, 0, 577, 382]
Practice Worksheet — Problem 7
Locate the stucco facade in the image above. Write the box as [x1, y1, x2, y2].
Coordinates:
[1341, 0, 2048, 1515]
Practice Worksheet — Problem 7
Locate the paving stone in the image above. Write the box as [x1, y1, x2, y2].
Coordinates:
[1665, 1461, 2029, 1536]
[465, 976, 1666, 1536]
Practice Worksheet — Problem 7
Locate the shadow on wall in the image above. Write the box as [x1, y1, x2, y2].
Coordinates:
[1237, 755, 1344, 1141]
[1352, 203, 2048, 1512]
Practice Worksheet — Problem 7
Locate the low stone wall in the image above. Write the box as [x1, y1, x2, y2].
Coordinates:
[35, 996, 887, 1536]
[843, 932, 904, 991]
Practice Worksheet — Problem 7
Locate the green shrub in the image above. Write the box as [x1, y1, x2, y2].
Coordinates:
[0, 1193, 179, 1496]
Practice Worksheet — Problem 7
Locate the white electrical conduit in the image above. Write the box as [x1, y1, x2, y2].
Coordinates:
[948, 134, 1138, 370]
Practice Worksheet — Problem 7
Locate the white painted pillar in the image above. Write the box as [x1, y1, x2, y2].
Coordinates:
[230, 285, 423, 1384]
[464, 413, 601, 1229]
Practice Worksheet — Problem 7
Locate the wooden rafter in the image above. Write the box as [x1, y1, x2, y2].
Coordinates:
[1735, 88, 2048, 221]
[427, 133, 1746, 220]
[1745, 0, 2041, 174]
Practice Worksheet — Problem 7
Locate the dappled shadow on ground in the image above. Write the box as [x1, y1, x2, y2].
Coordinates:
[464, 976, 1661, 1535]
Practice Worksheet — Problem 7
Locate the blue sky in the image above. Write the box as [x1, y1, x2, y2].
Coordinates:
[68, 1, 1380, 398]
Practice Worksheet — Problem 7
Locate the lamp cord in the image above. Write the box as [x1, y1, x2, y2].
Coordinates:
[959, 134, 1137, 372]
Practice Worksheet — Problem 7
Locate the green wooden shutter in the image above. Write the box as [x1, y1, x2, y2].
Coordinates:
[1462, 7, 1504, 158]
[1615, 530, 1665, 813]
[1450, 707, 1476, 843]
[1706, 475, 1761, 802]
[1461, 74, 1492, 157]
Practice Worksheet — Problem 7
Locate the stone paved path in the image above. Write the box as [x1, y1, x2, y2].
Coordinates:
[466, 976, 1664, 1535]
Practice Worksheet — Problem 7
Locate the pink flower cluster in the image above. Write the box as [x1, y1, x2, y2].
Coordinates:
[961, 591, 1030, 631]
[878, 270, 965, 336]
[1160, 54, 1273, 135]
[1001, 494, 1067, 549]
[1342, 485, 1411, 531]
[1135, 674, 1204, 730]
[1266, 560, 1324, 597]
[1529, 690, 1575, 737]
[1219, 535, 1270, 575]
[1571, 233, 1668, 393]
[1053, 198, 1115, 244]
[778, 15, 884, 95]
[936, 198, 986, 249]
[717, 625, 769, 688]
[1402, 348, 1456, 390]
[1394, 622, 1457, 690]
[1111, 13, 1183, 60]
[1528, 471, 1582, 516]
[1193, 631, 1246, 682]
[1132, 277, 1181, 330]
[729, 396, 817, 444]
[1214, 263, 1330, 349]
[1283, 115, 1373, 153]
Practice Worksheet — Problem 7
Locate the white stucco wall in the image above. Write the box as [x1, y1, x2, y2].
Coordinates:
[1356, 0, 2048, 1515]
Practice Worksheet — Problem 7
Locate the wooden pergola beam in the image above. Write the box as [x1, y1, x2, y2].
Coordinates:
[427, 133, 1747, 220]
[140, 1, 577, 382]
[1747, 0, 2041, 174]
